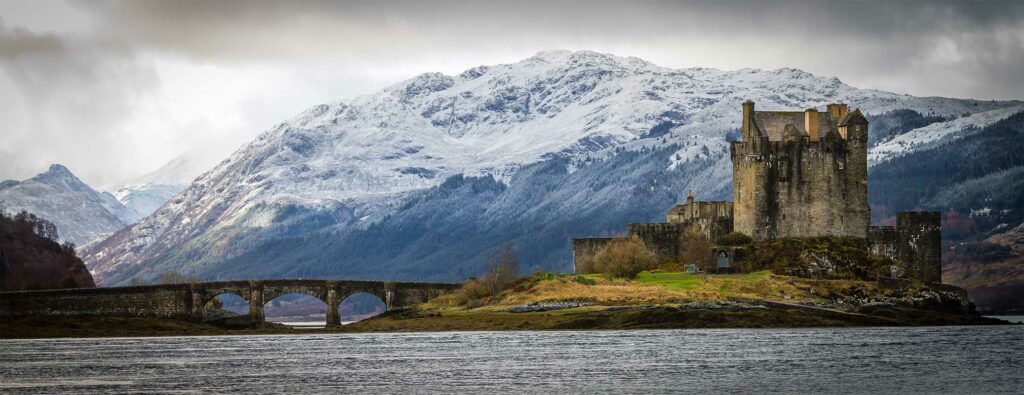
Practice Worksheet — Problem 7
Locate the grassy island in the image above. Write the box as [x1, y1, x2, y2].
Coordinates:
[1, 270, 1012, 339]
[338, 271, 1007, 332]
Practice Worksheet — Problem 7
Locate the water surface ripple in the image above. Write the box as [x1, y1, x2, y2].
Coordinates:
[1, 326, 1022, 393]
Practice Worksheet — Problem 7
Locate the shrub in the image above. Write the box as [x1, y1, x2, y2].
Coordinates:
[716, 232, 753, 246]
[574, 254, 597, 275]
[586, 237, 659, 279]
[573, 275, 597, 286]
[435, 244, 522, 307]
[461, 278, 490, 300]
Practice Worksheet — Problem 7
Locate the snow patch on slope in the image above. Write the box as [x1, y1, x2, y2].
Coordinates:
[868, 104, 1024, 166]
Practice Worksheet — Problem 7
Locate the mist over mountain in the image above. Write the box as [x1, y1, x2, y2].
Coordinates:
[80, 50, 1023, 287]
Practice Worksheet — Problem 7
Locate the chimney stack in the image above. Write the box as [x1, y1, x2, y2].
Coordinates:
[827, 103, 849, 122]
[805, 108, 820, 142]
[742, 100, 755, 139]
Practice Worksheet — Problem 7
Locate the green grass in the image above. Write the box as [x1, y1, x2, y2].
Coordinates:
[634, 271, 706, 290]
[634, 270, 772, 291]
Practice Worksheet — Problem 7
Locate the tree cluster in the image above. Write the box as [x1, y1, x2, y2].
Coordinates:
[575, 237, 659, 278]
[0, 210, 75, 257]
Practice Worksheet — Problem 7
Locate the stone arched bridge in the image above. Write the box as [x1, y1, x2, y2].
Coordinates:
[0, 279, 461, 327]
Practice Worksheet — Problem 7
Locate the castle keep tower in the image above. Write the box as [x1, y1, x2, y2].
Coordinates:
[730, 101, 870, 240]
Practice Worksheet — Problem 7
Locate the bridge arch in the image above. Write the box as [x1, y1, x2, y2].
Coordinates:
[339, 292, 387, 323]
[263, 292, 330, 325]
[200, 290, 247, 307]
[202, 292, 249, 320]
[262, 286, 328, 304]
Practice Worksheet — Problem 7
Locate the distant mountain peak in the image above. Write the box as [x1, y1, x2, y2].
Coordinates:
[30, 163, 91, 193]
[46, 163, 72, 174]
[39, 164, 78, 181]
[0, 164, 140, 245]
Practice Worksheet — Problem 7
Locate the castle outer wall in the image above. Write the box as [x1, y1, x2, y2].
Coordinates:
[867, 211, 942, 284]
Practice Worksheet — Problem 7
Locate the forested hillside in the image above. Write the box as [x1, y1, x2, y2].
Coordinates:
[0, 211, 96, 291]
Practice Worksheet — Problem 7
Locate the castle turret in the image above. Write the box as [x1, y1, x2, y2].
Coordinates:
[839, 109, 868, 143]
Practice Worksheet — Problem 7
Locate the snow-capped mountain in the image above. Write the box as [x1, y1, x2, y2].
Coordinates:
[0, 164, 140, 245]
[83, 50, 1022, 285]
[107, 146, 235, 218]
[111, 183, 183, 219]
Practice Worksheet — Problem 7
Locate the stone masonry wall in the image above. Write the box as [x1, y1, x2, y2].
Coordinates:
[0, 284, 193, 318]
[867, 226, 898, 259]
[867, 212, 942, 284]
[628, 223, 688, 260]
[730, 104, 869, 241]
[897, 211, 942, 284]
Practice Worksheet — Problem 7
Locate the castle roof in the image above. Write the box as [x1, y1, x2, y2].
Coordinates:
[752, 111, 838, 141]
[838, 109, 867, 126]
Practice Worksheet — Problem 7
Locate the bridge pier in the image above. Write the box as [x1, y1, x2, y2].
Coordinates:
[188, 284, 201, 318]
[248, 281, 265, 328]
[325, 287, 341, 328]
[384, 282, 396, 310]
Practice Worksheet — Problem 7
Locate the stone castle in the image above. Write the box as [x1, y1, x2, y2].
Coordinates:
[573, 101, 943, 284]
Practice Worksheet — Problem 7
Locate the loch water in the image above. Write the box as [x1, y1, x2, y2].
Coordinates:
[1, 325, 1022, 393]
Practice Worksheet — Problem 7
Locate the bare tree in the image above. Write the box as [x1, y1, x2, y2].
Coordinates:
[481, 243, 520, 296]
[681, 228, 713, 271]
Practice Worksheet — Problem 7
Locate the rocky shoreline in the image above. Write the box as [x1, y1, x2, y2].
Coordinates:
[1, 301, 1012, 339]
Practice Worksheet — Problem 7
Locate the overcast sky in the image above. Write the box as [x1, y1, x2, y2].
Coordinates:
[1, 0, 1022, 188]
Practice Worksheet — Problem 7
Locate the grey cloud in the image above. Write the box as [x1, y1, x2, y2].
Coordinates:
[0, 0, 1021, 187]
[0, 20, 159, 186]
[77, 0, 1023, 98]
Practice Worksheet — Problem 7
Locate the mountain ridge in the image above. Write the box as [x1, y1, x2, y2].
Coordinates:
[81, 50, 1023, 285]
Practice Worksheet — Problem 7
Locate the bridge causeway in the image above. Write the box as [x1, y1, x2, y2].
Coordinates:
[0, 279, 461, 328]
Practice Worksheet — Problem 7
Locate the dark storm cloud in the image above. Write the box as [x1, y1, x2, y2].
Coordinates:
[1, 0, 1021, 186]
[78, 0, 1023, 98]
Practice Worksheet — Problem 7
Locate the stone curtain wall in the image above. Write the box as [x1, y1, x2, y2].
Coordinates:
[867, 211, 942, 284]
[896, 212, 942, 284]
[572, 218, 733, 271]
